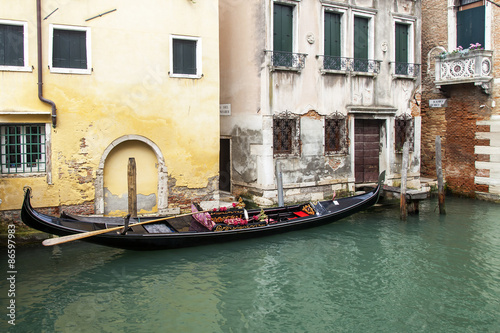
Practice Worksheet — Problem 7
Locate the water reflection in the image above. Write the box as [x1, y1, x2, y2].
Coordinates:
[3, 197, 500, 332]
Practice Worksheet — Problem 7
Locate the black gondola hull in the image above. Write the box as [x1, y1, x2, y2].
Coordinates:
[21, 172, 385, 251]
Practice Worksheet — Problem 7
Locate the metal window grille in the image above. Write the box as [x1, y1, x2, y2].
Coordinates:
[325, 112, 348, 155]
[395, 115, 414, 152]
[273, 111, 300, 157]
[1, 124, 46, 174]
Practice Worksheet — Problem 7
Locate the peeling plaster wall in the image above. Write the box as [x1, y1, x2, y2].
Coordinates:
[220, 0, 422, 204]
[0, 0, 220, 216]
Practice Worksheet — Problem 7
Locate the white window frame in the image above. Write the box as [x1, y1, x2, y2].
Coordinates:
[448, 0, 491, 51]
[272, 0, 300, 54]
[393, 16, 415, 76]
[322, 5, 348, 58]
[0, 19, 31, 72]
[0, 124, 48, 174]
[169, 35, 202, 79]
[49, 24, 92, 75]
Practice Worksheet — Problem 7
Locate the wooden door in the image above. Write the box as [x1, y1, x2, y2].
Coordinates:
[355, 119, 380, 183]
[219, 139, 231, 192]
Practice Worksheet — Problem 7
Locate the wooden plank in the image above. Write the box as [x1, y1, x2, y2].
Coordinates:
[435, 136, 446, 214]
[128, 157, 137, 218]
[400, 142, 409, 220]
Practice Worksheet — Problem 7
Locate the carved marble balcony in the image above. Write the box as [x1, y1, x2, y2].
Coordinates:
[435, 50, 493, 94]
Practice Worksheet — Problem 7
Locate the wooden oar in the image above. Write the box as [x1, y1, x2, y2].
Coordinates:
[42, 209, 212, 247]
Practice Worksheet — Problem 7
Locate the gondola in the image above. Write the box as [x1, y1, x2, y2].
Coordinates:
[21, 171, 385, 251]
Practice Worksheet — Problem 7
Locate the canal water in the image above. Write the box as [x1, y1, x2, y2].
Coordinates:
[2, 196, 500, 332]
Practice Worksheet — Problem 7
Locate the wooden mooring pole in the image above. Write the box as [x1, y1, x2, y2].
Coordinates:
[435, 136, 446, 214]
[128, 157, 137, 218]
[400, 142, 409, 220]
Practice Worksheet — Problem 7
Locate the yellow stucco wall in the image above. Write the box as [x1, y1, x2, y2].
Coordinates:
[103, 140, 158, 216]
[0, 0, 220, 214]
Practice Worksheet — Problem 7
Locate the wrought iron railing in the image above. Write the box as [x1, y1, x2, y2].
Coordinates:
[266, 51, 307, 71]
[393, 62, 421, 77]
[317, 55, 381, 74]
[321, 56, 350, 71]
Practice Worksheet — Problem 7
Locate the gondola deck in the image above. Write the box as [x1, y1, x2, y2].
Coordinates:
[21, 172, 385, 250]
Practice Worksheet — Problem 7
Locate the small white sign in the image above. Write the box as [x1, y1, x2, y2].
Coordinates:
[220, 104, 231, 116]
[429, 99, 447, 108]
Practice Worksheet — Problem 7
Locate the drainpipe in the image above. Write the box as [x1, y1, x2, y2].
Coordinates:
[37, 0, 57, 127]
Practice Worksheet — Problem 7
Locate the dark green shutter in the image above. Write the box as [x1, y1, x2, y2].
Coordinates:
[274, 4, 293, 52]
[0, 24, 24, 66]
[354, 16, 369, 71]
[173, 39, 197, 75]
[395, 23, 409, 74]
[457, 6, 485, 48]
[273, 3, 293, 67]
[53, 29, 87, 69]
[325, 12, 341, 57]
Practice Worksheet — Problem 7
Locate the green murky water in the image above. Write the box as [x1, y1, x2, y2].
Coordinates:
[2, 197, 500, 332]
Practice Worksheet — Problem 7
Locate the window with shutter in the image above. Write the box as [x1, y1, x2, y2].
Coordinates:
[395, 23, 409, 75]
[273, 3, 293, 67]
[354, 16, 369, 72]
[53, 29, 87, 69]
[457, 5, 485, 49]
[173, 39, 197, 75]
[0, 24, 24, 67]
[0, 20, 29, 71]
[170, 35, 202, 78]
[324, 12, 341, 70]
[49, 25, 91, 74]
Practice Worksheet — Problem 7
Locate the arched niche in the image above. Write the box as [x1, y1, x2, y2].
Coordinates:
[95, 135, 168, 215]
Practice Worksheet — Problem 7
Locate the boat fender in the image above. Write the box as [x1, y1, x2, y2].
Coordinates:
[119, 214, 131, 235]
[244, 209, 249, 221]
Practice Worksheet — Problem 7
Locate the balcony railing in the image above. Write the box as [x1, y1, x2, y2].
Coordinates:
[392, 62, 421, 78]
[266, 51, 307, 71]
[435, 50, 493, 92]
[317, 55, 381, 75]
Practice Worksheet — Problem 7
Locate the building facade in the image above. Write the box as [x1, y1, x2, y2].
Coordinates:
[220, 0, 422, 205]
[0, 0, 220, 223]
[421, 0, 500, 200]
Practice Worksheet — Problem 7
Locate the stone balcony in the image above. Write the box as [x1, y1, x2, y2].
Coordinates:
[434, 50, 493, 94]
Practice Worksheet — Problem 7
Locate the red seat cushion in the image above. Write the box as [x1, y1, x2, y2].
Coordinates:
[293, 211, 309, 217]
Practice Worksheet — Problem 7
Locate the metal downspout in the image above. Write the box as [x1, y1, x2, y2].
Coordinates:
[37, 0, 57, 127]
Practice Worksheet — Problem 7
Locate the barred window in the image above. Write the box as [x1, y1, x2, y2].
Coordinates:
[395, 114, 414, 152]
[273, 112, 300, 157]
[1, 124, 46, 174]
[325, 112, 348, 155]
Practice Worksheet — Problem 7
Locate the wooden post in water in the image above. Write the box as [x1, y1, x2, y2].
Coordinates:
[435, 136, 446, 214]
[128, 157, 137, 218]
[400, 142, 409, 220]
[276, 161, 284, 207]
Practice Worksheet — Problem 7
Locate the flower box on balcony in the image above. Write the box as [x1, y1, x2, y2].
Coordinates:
[434, 50, 493, 93]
